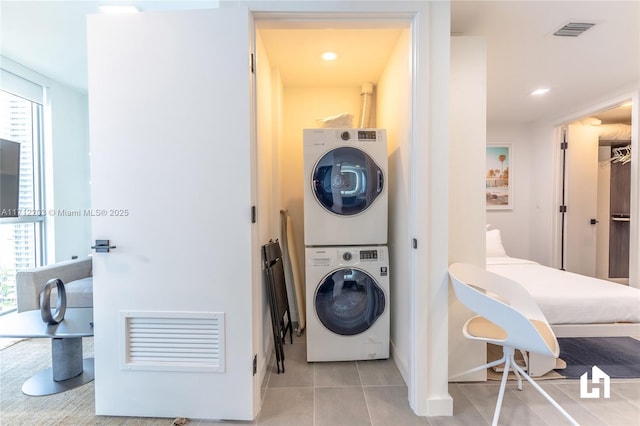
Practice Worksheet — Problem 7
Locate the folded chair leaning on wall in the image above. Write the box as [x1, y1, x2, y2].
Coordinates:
[448, 263, 578, 426]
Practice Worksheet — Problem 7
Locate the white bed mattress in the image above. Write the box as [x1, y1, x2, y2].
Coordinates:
[486, 257, 640, 325]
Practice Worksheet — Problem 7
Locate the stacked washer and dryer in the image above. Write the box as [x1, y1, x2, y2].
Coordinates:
[303, 128, 390, 362]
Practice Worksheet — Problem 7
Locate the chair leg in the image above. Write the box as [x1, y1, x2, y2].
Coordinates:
[512, 367, 523, 391]
[491, 348, 512, 426]
[514, 350, 527, 390]
[511, 359, 579, 426]
[449, 355, 507, 380]
[518, 349, 529, 371]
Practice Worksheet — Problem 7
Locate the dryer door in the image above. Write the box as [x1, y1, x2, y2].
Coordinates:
[312, 147, 384, 216]
[314, 268, 385, 336]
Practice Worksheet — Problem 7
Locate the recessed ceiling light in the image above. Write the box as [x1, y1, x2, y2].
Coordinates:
[531, 88, 550, 96]
[321, 51, 338, 61]
[99, 5, 139, 14]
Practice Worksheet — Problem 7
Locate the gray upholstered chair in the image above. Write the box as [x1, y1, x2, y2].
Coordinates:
[16, 257, 93, 312]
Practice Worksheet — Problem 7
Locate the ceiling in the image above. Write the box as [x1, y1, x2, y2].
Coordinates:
[450, 0, 638, 125]
[1, 1, 637, 125]
[257, 26, 405, 88]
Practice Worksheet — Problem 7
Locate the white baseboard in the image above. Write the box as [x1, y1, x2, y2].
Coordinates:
[390, 339, 409, 385]
[426, 396, 453, 416]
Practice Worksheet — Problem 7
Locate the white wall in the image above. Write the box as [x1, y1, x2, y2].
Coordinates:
[46, 82, 91, 262]
[486, 124, 532, 259]
[376, 28, 411, 381]
[528, 123, 559, 266]
[255, 30, 275, 389]
[448, 37, 487, 381]
[596, 146, 612, 278]
[630, 89, 639, 287]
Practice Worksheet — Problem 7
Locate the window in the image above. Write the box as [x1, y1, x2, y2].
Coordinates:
[0, 82, 46, 314]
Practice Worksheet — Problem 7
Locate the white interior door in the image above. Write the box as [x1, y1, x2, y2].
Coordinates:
[87, 8, 256, 420]
[564, 122, 600, 276]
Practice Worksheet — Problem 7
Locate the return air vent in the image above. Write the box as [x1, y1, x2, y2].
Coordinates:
[553, 22, 596, 37]
[121, 311, 225, 373]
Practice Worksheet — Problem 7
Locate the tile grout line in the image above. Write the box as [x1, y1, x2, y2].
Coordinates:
[312, 360, 317, 426]
[355, 361, 375, 426]
[455, 382, 496, 425]
[548, 380, 615, 425]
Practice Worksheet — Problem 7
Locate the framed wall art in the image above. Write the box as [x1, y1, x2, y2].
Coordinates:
[486, 144, 512, 210]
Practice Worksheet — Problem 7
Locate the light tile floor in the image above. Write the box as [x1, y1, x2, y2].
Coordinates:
[1, 335, 639, 425]
[192, 332, 640, 426]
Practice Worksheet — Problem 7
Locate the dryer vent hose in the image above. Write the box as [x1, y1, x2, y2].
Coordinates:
[359, 82, 374, 128]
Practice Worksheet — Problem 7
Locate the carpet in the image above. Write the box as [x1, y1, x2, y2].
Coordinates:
[0, 337, 174, 425]
[555, 337, 640, 379]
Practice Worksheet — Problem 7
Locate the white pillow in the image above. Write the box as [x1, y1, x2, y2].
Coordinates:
[486, 229, 507, 257]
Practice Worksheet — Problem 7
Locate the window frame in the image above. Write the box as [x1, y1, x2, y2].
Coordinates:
[0, 80, 47, 314]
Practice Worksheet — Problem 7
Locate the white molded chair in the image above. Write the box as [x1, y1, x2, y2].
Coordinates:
[448, 263, 578, 426]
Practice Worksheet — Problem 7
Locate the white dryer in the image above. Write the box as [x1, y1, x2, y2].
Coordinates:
[303, 128, 388, 246]
[305, 245, 390, 362]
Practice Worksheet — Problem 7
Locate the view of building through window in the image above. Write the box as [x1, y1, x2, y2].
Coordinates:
[0, 89, 45, 314]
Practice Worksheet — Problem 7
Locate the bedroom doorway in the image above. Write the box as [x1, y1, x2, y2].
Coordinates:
[561, 101, 633, 283]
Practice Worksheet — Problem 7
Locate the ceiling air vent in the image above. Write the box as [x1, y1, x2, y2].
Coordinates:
[554, 22, 596, 37]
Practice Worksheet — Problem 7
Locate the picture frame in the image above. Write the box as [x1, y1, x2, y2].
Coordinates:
[486, 144, 513, 210]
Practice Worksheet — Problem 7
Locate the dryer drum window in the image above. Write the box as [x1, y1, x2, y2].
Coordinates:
[312, 147, 384, 216]
[315, 268, 386, 336]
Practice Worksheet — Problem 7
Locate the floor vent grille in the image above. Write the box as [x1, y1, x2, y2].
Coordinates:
[553, 22, 596, 37]
[121, 311, 225, 373]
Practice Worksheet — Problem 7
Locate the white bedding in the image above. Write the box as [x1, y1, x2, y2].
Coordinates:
[486, 257, 640, 325]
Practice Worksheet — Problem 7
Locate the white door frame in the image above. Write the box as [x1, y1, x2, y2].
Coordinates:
[225, 0, 452, 417]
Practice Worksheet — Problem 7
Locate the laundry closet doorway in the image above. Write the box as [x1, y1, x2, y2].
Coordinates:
[247, 0, 452, 416]
[254, 11, 417, 402]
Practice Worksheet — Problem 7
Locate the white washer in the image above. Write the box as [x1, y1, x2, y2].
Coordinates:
[305, 245, 390, 362]
[303, 128, 388, 246]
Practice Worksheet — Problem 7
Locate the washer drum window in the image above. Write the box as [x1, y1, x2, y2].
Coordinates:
[314, 268, 385, 336]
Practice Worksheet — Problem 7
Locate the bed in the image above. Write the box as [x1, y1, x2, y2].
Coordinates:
[485, 229, 640, 376]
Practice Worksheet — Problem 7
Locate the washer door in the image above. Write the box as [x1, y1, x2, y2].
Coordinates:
[315, 268, 385, 336]
[312, 147, 384, 216]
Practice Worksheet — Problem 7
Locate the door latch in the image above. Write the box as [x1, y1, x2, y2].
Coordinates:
[589, 219, 599, 225]
[91, 239, 116, 253]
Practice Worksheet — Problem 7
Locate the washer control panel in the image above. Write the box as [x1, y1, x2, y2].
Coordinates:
[360, 250, 379, 261]
[309, 247, 386, 267]
[335, 129, 383, 143]
[336, 248, 381, 264]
